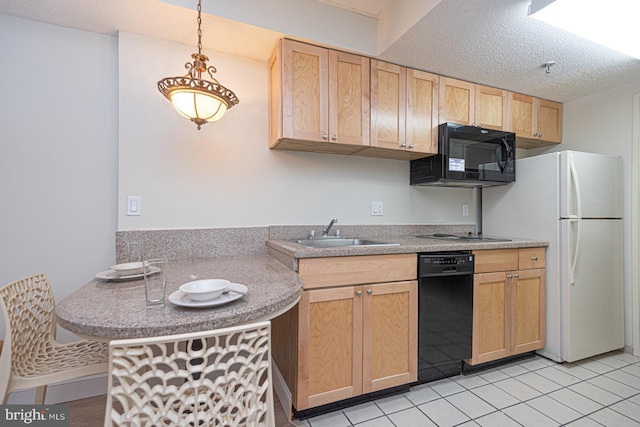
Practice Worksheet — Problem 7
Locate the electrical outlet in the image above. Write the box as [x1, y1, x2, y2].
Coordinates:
[371, 201, 383, 216]
[462, 203, 469, 217]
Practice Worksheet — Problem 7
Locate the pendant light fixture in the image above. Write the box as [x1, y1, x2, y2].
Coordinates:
[158, 0, 239, 129]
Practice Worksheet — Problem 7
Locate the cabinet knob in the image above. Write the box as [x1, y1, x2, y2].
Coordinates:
[356, 291, 362, 296]
[533, 133, 540, 137]
[367, 289, 373, 295]
[400, 143, 406, 148]
[507, 274, 512, 279]
[323, 134, 328, 140]
[332, 135, 337, 141]
[532, 256, 538, 261]
[539, 133, 543, 137]
[515, 273, 520, 278]
[408, 144, 414, 149]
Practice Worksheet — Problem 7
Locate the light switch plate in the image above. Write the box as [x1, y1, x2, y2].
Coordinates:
[462, 203, 469, 217]
[371, 201, 383, 216]
[127, 196, 141, 216]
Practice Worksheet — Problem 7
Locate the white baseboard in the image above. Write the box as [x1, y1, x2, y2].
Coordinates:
[271, 359, 292, 421]
[6, 374, 107, 405]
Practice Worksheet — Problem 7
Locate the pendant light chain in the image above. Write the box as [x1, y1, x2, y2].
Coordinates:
[196, 0, 202, 55]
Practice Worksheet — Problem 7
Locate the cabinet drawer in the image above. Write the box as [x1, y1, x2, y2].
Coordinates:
[518, 247, 546, 270]
[298, 254, 417, 289]
[472, 249, 518, 273]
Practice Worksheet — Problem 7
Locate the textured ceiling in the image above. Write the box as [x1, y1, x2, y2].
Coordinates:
[1, 0, 639, 102]
[377, 0, 640, 102]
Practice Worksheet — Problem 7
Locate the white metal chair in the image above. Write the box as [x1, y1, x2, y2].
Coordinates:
[104, 321, 274, 427]
[0, 273, 109, 404]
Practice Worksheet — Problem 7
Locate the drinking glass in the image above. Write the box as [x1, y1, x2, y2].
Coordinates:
[144, 258, 167, 307]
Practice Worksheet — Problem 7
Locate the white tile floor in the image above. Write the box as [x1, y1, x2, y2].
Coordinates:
[293, 351, 640, 427]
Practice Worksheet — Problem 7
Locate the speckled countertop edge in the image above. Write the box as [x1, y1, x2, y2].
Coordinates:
[267, 235, 549, 264]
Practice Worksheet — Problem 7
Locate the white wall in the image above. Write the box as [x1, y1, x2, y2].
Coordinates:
[530, 79, 640, 347]
[0, 16, 119, 341]
[117, 32, 475, 230]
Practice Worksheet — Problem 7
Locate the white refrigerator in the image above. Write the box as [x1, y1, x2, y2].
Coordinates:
[483, 150, 624, 363]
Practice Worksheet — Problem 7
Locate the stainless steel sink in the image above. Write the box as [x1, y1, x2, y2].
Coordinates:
[294, 238, 400, 248]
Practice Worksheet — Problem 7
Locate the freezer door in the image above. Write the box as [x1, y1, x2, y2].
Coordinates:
[560, 218, 624, 362]
[559, 151, 623, 219]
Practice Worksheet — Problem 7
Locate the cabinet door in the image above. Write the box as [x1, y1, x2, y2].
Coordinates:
[475, 85, 508, 131]
[282, 39, 329, 142]
[297, 287, 362, 410]
[534, 98, 562, 143]
[511, 269, 546, 355]
[406, 70, 438, 154]
[471, 272, 509, 365]
[329, 51, 370, 146]
[439, 77, 475, 126]
[507, 92, 533, 138]
[362, 281, 417, 393]
[371, 60, 406, 149]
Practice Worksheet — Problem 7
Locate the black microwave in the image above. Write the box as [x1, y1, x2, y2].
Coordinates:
[410, 123, 516, 187]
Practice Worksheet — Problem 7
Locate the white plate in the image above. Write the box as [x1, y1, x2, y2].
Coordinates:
[95, 266, 160, 281]
[169, 283, 248, 308]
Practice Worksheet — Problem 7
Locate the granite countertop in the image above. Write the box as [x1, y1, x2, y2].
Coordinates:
[267, 235, 549, 270]
[56, 255, 302, 340]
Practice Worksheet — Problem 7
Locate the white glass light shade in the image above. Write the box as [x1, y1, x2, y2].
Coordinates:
[529, 0, 640, 59]
[170, 89, 228, 123]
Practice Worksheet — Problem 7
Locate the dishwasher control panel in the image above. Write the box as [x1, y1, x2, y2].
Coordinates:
[419, 252, 474, 277]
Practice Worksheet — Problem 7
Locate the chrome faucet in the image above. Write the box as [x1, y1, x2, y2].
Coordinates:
[323, 218, 338, 237]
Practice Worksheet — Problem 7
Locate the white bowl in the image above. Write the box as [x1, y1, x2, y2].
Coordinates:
[179, 279, 230, 301]
[110, 262, 145, 276]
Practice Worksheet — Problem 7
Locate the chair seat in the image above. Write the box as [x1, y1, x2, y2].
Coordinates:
[14, 340, 108, 379]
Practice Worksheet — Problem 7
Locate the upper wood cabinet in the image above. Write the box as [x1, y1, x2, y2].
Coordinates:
[269, 39, 563, 158]
[439, 77, 475, 126]
[475, 85, 508, 131]
[368, 60, 438, 159]
[269, 39, 369, 154]
[439, 78, 508, 131]
[508, 92, 563, 148]
[370, 61, 406, 150]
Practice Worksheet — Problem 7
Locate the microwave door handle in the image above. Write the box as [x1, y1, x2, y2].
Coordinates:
[497, 138, 509, 172]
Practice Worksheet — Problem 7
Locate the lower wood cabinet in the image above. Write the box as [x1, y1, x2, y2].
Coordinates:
[297, 280, 417, 409]
[271, 254, 417, 411]
[469, 248, 546, 365]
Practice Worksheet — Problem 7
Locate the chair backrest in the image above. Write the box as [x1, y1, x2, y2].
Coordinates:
[0, 274, 56, 378]
[105, 320, 274, 427]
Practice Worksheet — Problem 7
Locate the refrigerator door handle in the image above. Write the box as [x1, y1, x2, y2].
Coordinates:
[569, 218, 581, 285]
[569, 153, 583, 218]
[569, 154, 582, 285]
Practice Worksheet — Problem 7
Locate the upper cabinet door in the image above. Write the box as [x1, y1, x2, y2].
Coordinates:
[406, 70, 438, 154]
[282, 39, 329, 142]
[507, 92, 533, 138]
[371, 60, 407, 150]
[534, 98, 562, 143]
[439, 77, 475, 126]
[475, 85, 508, 131]
[329, 51, 370, 146]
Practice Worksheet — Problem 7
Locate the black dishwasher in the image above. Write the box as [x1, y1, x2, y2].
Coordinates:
[418, 252, 474, 383]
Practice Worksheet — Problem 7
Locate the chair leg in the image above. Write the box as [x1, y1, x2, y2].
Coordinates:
[35, 385, 47, 404]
